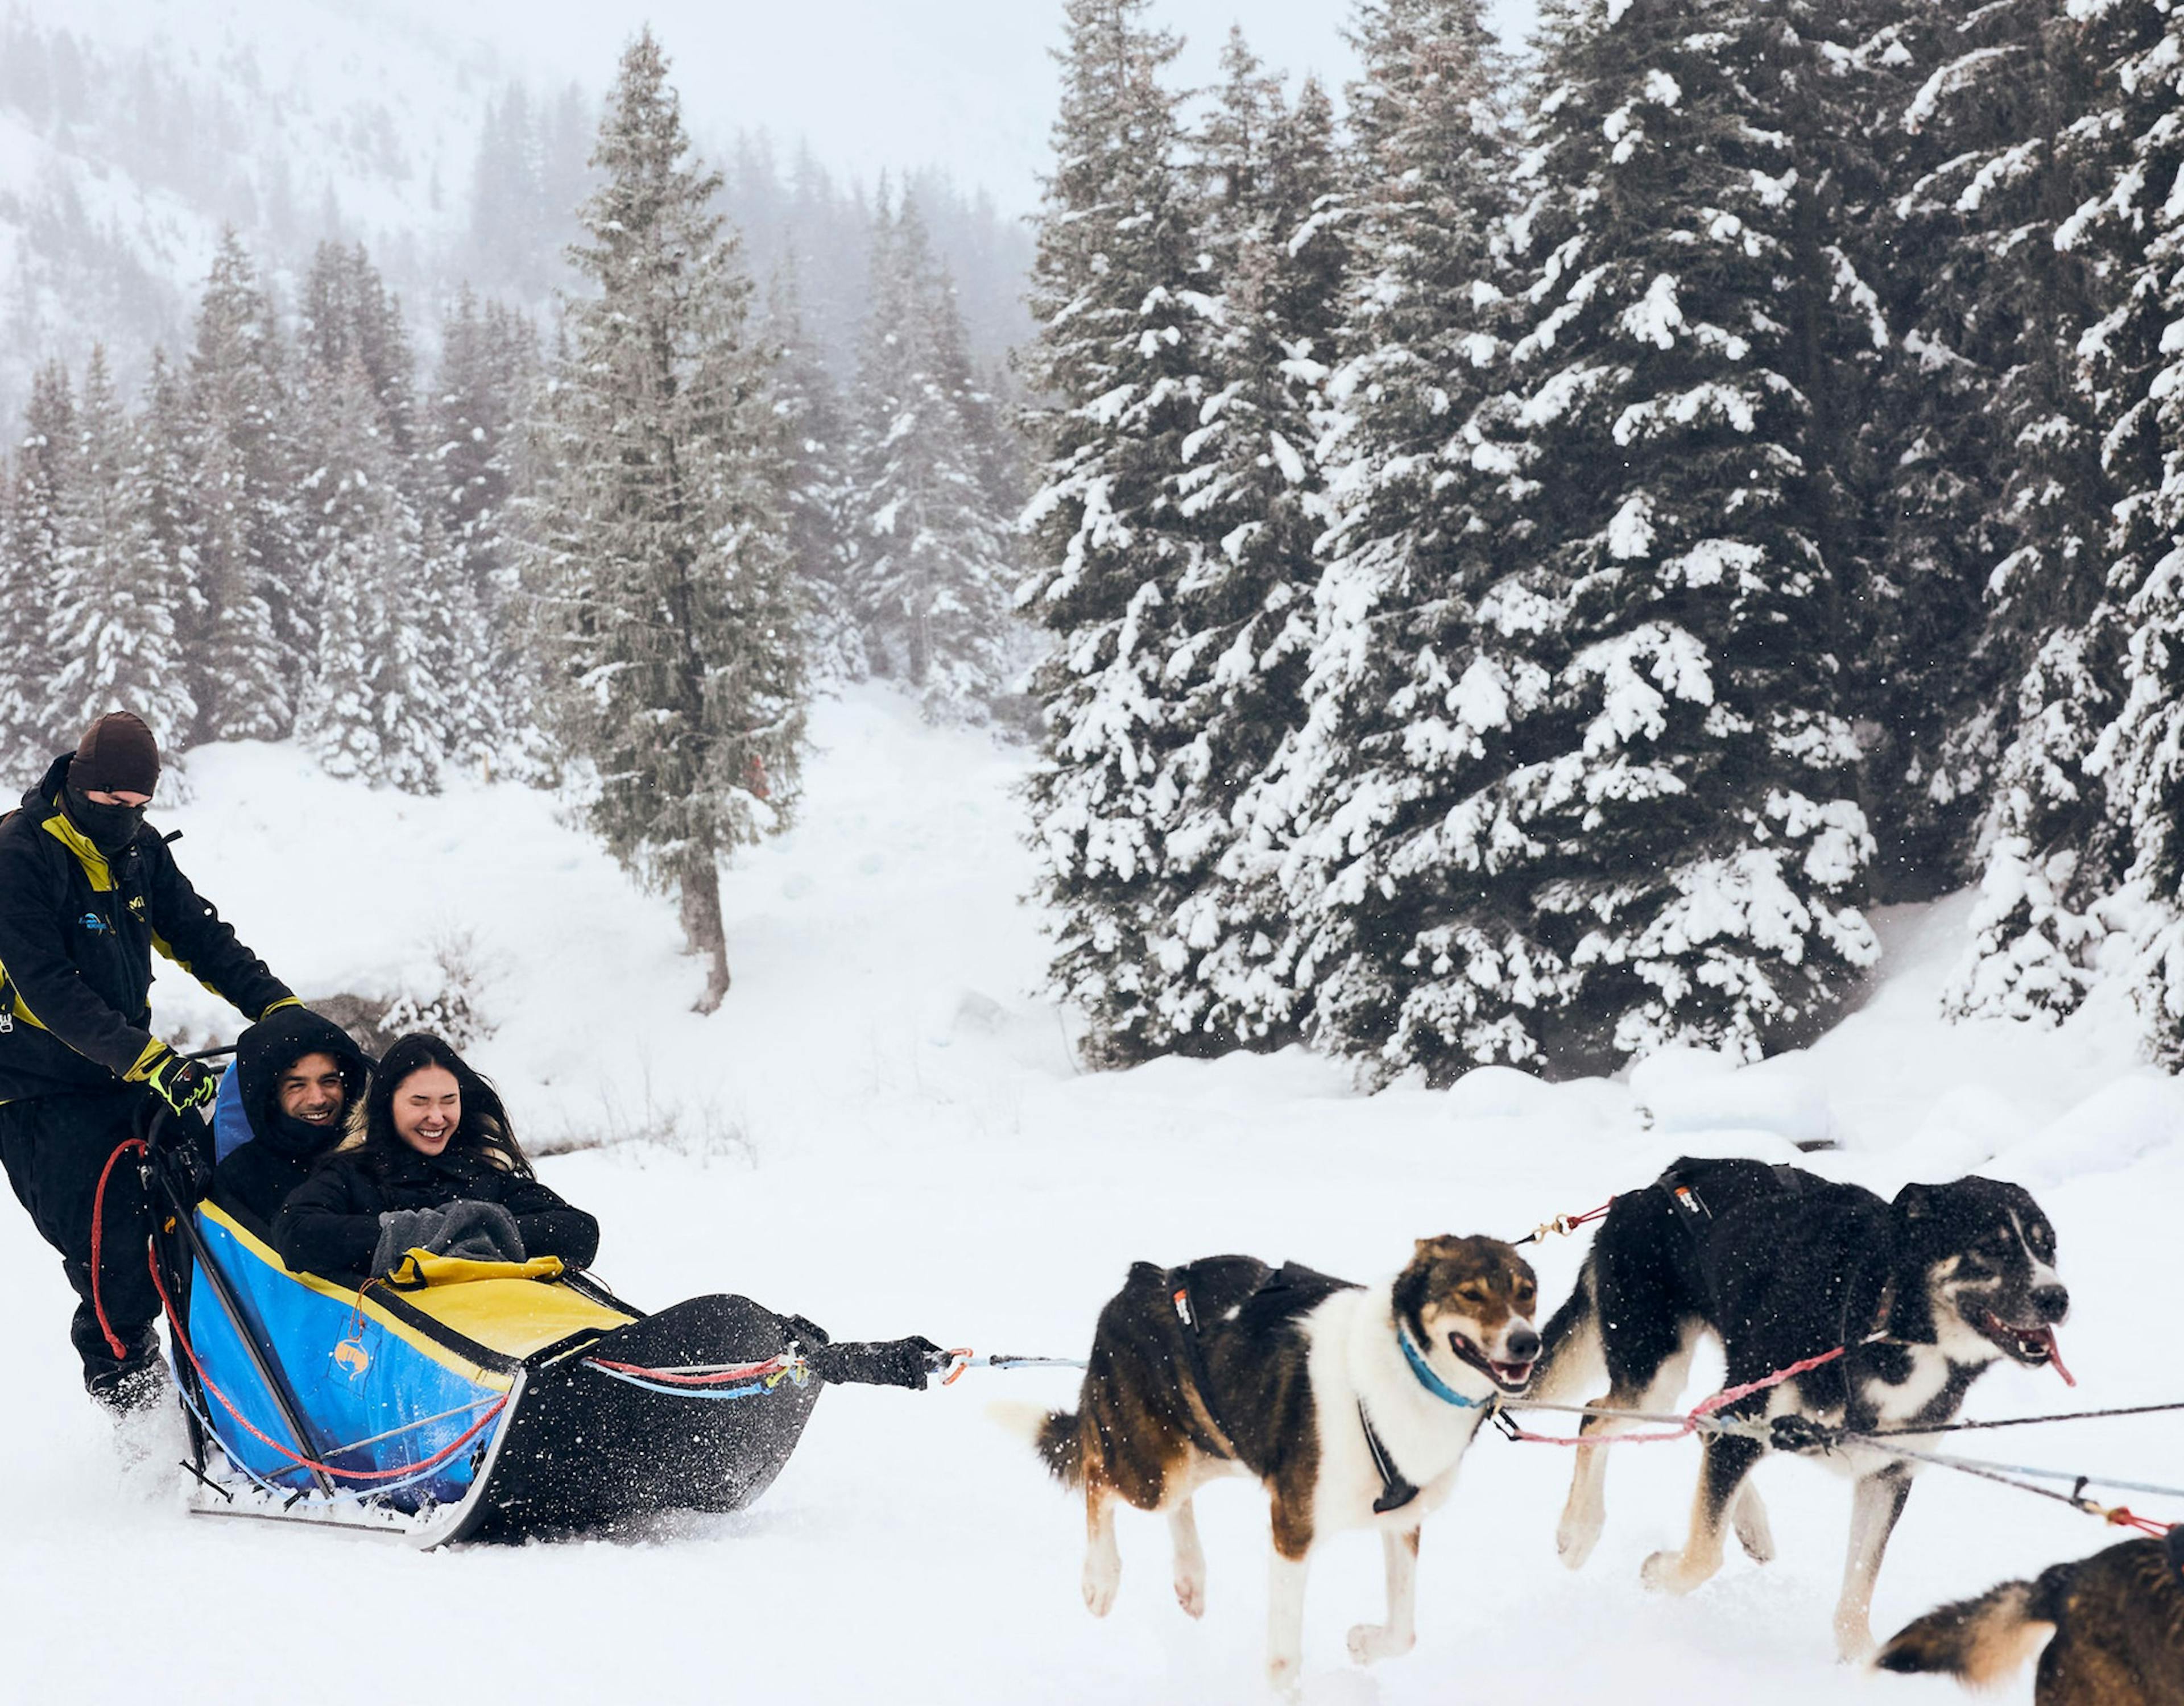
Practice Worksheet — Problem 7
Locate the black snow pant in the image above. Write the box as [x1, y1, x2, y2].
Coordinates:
[0, 1085, 164, 1394]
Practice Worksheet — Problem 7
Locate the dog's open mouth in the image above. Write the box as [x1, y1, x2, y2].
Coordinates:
[1448, 1332, 1536, 1393]
[1978, 1310, 2077, 1386]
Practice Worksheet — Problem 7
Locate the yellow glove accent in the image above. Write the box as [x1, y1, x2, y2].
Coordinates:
[124, 1036, 170, 1083]
[259, 996, 302, 1020]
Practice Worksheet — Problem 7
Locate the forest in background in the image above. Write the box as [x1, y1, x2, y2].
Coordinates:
[3, 0, 2181, 1084]
[1018, 0, 2184, 1078]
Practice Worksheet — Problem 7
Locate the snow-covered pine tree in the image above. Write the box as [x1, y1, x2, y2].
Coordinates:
[184, 230, 298, 743]
[2045, 0, 2184, 1056]
[763, 252, 863, 683]
[431, 286, 541, 764]
[139, 349, 205, 730]
[1936, 0, 2161, 1025]
[847, 188, 1017, 717]
[1848, 0, 2023, 885]
[1484, 0, 1881, 1069]
[295, 354, 445, 790]
[0, 361, 73, 772]
[300, 242, 423, 469]
[926, 259, 1029, 665]
[1248, 0, 1547, 1078]
[433, 287, 537, 606]
[1019, 0, 1218, 1063]
[291, 241, 475, 787]
[43, 346, 196, 750]
[1134, 33, 1344, 1049]
[524, 30, 804, 1012]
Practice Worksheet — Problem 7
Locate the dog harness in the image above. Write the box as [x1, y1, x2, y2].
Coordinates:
[1359, 1324, 1494, 1515]
[1165, 1266, 1236, 1453]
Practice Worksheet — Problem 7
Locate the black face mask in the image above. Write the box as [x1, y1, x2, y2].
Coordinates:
[63, 781, 147, 856]
[265, 1107, 347, 1160]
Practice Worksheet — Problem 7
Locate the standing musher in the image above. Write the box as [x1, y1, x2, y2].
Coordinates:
[0, 711, 300, 1414]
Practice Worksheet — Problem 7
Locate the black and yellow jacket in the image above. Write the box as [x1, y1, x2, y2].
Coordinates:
[0, 753, 294, 1103]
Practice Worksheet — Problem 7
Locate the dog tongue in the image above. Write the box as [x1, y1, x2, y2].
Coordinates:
[2032, 1326, 2076, 1387]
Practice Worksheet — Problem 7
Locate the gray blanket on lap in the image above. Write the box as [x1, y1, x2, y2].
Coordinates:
[371, 1200, 527, 1276]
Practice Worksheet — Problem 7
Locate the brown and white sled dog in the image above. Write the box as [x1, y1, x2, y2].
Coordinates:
[1876, 1527, 2184, 1705]
[1010, 1237, 1539, 1693]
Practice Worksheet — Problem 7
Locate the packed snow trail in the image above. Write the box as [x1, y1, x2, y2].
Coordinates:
[0, 686, 2175, 1703]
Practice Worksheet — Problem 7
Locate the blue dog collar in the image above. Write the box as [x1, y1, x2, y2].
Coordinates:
[1397, 1323, 1484, 1408]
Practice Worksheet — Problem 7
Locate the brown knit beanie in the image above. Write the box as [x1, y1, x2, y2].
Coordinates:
[73, 712, 161, 796]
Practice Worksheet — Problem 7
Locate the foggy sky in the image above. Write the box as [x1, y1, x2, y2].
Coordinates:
[384, 0, 1541, 213]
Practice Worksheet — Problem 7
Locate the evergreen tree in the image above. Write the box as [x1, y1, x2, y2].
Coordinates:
[847, 188, 1018, 717]
[184, 230, 297, 742]
[139, 349, 205, 716]
[431, 285, 541, 763]
[43, 346, 196, 749]
[432, 286, 537, 615]
[2037, 0, 2184, 1053]
[524, 30, 805, 1012]
[763, 253, 863, 682]
[0, 361, 73, 771]
[1474, 0, 1881, 1069]
[1018, 0, 1217, 1063]
[296, 355, 445, 790]
[1250, 0, 1542, 1078]
[1139, 36, 1345, 1047]
[1851, 0, 2029, 887]
[299, 241, 422, 468]
[1936, 0, 2162, 1024]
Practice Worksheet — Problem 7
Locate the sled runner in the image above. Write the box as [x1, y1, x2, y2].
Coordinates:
[140, 1086, 833, 1546]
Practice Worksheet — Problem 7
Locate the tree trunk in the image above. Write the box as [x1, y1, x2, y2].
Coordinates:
[680, 843, 731, 1013]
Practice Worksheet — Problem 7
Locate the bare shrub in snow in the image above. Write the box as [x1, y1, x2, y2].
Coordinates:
[380, 927, 498, 1050]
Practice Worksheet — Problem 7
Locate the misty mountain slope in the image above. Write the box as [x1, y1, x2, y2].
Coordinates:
[0, 0, 506, 417]
[0, 0, 1033, 428]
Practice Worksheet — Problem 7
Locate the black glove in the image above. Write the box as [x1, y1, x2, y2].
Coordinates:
[782, 1313, 833, 1349]
[160, 1129, 216, 1205]
[804, 1334, 944, 1392]
[371, 1207, 450, 1277]
[142, 1045, 216, 1116]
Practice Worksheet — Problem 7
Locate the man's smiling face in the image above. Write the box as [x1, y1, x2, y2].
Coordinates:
[276, 1051, 348, 1127]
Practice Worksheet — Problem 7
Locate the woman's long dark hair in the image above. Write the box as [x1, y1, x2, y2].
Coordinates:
[334, 1032, 533, 1178]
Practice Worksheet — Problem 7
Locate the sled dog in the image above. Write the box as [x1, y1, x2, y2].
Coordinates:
[1536, 1157, 2071, 1661]
[1876, 1528, 2184, 1705]
[1015, 1236, 1538, 1693]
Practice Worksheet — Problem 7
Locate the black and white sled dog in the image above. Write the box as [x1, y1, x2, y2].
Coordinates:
[1536, 1157, 2072, 1661]
[1008, 1237, 1539, 1693]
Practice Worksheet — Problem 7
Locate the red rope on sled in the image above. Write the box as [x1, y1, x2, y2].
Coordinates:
[90, 1137, 148, 1360]
[584, 1353, 803, 1388]
[146, 1245, 508, 1484]
[1498, 1344, 1851, 1447]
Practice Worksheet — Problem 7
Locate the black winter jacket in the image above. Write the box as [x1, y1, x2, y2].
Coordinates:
[272, 1144, 599, 1277]
[0, 755, 292, 1103]
[213, 1009, 373, 1227]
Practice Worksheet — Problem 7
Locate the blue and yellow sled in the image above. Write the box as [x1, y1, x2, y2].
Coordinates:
[159, 1105, 821, 1544]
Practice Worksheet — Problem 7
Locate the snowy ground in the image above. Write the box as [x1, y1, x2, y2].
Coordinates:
[2, 685, 2177, 1704]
